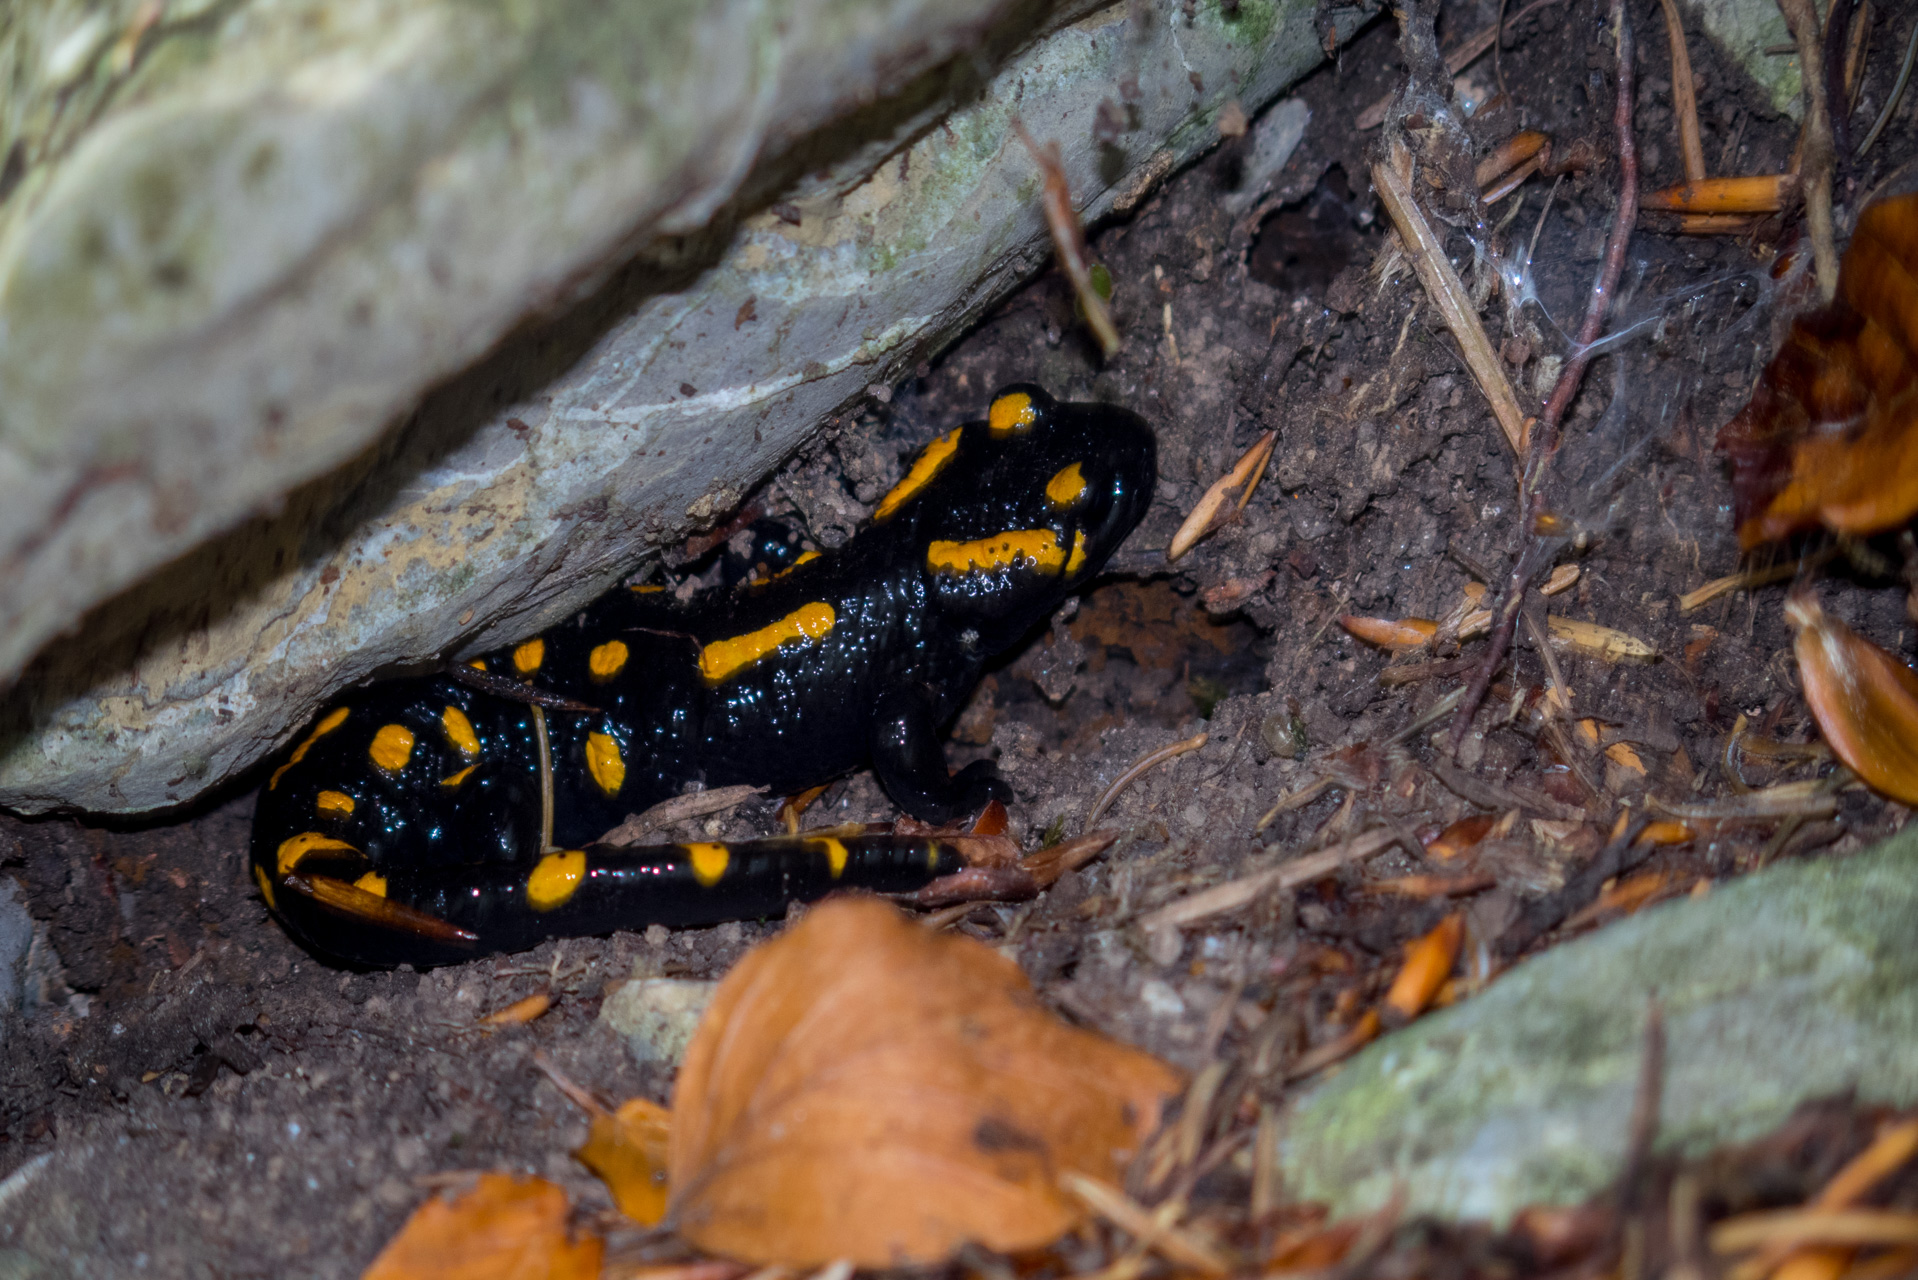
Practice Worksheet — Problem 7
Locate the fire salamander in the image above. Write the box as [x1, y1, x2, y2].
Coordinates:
[251, 386, 1157, 967]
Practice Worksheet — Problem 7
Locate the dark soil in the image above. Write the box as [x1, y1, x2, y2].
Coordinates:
[5, 0, 1917, 1274]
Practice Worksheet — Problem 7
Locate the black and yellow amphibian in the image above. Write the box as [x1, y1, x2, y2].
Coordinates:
[251, 386, 1156, 967]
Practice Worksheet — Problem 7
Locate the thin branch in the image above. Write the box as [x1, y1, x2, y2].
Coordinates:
[1857, 14, 1918, 159]
[1656, 0, 1706, 181]
[1448, 0, 1638, 756]
[1374, 145, 1530, 455]
[1778, 0, 1840, 301]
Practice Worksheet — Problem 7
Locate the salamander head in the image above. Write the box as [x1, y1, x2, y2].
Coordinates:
[911, 384, 1157, 649]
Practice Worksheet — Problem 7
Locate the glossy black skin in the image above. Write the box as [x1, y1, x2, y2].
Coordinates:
[251, 386, 1157, 966]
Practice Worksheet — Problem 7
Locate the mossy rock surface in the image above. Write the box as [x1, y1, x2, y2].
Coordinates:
[1280, 827, 1918, 1224]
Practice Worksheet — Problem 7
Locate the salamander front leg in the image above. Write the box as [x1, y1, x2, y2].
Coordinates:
[869, 685, 1011, 823]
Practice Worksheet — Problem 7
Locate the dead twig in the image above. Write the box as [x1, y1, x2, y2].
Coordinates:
[1649, 779, 1840, 821]
[1640, 174, 1796, 214]
[1356, 0, 1576, 128]
[1777, 0, 1840, 301]
[599, 785, 768, 846]
[1013, 119, 1121, 359]
[1678, 547, 1837, 612]
[1058, 1172, 1231, 1274]
[1138, 827, 1398, 934]
[1373, 143, 1530, 456]
[1857, 14, 1918, 159]
[1086, 733, 1208, 829]
[1655, 0, 1706, 182]
[1448, 0, 1638, 757]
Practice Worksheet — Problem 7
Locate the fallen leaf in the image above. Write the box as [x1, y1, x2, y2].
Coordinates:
[1339, 614, 1439, 651]
[1382, 914, 1463, 1024]
[1719, 193, 1918, 546]
[1603, 741, 1647, 775]
[363, 1173, 602, 1280]
[1786, 591, 1918, 805]
[481, 992, 553, 1026]
[577, 1097, 672, 1226]
[1540, 564, 1580, 595]
[667, 897, 1182, 1266]
[1424, 814, 1495, 860]
[1475, 130, 1552, 191]
[1638, 820, 1694, 846]
[1546, 616, 1657, 661]
[1168, 431, 1277, 561]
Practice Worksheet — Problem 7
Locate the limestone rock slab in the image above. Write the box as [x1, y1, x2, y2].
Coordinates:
[1, 0, 1365, 812]
[0, 0, 1037, 697]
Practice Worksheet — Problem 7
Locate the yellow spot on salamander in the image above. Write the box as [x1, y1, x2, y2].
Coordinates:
[513, 638, 545, 674]
[527, 850, 586, 911]
[589, 640, 629, 680]
[810, 837, 849, 878]
[253, 865, 277, 910]
[761, 550, 821, 583]
[1046, 462, 1088, 509]
[268, 706, 350, 790]
[1066, 528, 1087, 576]
[277, 832, 357, 876]
[441, 764, 478, 788]
[441, 706, 480, 759]
[369, 723, 415, 773]
[874, 427, 963, 519]
[353, 872, 388, 898]
[927, 529, 1065, 576]
[629, 583, 666, 594]
[698, 602, 836, 684]
[316, 790, 356, 819]
[687, 842, 730, 886]
[989, 392, 1038, 436]
[468, 659, 487, 671]
[586, 731, 626, 796]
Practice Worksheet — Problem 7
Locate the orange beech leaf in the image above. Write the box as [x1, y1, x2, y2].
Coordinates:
[480, 992, 553, 1026]
[667, 897, 1182, 1267]
[1637, 820, 1695, 846]
[1604, 741, 1647, 775]
[1338, 614, 1438, 651]
[1425, 814, 1494, 860]
[577, 1097, 672, 1226]
[1383, 914, 1463, 1024]
[1786, 592, 1918, 806]
[362, 1173, 601, 1280]
[1719, 193, 1918, 547]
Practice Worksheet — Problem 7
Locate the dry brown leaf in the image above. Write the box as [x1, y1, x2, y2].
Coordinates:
[1167, 431, 1277, 561]
[1425, 814, 1495, 860]
[1339, 614, 1439, 651]
[1786, 592, 1918, 806]
[1382, 914, 1463, 1024]
[667, 897, 1182, 1267]
[1719, 193, 1918, 546]
[1546, 616, 1657, 661]
[577, 1097, 672, 1226]
[362, 1173, 602, 1280]
[481, 992, 553, 1026]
